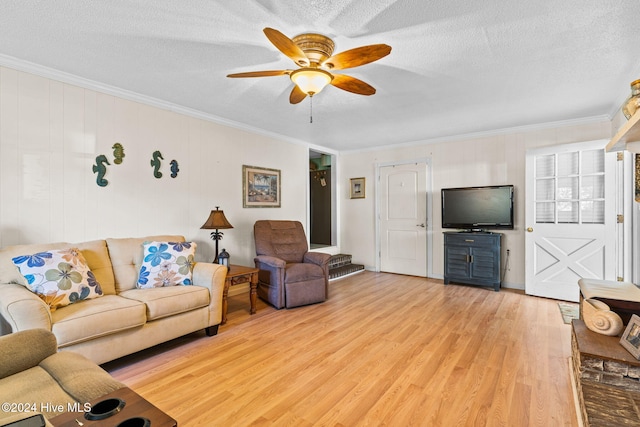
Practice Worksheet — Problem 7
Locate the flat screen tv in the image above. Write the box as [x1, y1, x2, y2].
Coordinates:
[441, 185, 514, 230]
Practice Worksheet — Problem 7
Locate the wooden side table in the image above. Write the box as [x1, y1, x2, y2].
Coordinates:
[221, 264, 259, 324]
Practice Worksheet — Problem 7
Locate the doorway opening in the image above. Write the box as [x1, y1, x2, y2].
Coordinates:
[309, 149, 335, 249]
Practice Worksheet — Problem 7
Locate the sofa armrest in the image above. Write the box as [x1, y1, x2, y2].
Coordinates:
[0, 329, 57, 379]
[40, 351, 125, 402]
[0, 284, 52, 332]
[192, 262, 227, 326]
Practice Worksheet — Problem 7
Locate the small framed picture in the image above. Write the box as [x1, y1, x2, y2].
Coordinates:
[350, 177, 365, 199]
[620, 314, 640, 359]
[242, 165, 281, 208]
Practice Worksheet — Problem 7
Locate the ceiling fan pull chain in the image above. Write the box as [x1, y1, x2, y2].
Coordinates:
[309, 96, 313, 124]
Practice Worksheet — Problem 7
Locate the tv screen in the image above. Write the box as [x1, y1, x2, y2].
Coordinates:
[441, 185, 514, 230]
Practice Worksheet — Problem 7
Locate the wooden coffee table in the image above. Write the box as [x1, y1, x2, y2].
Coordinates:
[221, 264, 259, 324]
[50, 387, 176, 427]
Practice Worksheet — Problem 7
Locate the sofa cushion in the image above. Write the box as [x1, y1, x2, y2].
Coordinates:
[51, 295, 146, 347]
[106, 235, 185, 293]
[119, 285, 209, 321]
[0, 240, 116, 295]
[137, 241, 196, 288]
[11, 248, 104, 310]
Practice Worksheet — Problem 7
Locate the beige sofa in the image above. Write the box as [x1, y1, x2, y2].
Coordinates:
[0, 235, 227, 364]
[0, 328, 125, 426]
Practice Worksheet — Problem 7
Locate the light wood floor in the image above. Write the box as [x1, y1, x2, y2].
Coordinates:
[104, 271, 579, 426]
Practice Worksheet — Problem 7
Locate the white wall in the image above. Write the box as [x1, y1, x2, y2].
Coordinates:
[0, 64, 627, 292]
[0, 66, 308, 266]
[339, 120, 613, 289]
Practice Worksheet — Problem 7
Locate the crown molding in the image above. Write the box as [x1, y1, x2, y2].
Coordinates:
[0, 54, 310, 148]
[0, 54, 622, 156]
[342, 114, 612, 155]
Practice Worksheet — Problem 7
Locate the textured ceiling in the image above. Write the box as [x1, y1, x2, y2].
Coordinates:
[1, 0, 640, 152]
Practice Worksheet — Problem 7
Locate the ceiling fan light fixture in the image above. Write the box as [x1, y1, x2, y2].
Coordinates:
[229, 28, 390, 104]
[290, 68, 333, 96]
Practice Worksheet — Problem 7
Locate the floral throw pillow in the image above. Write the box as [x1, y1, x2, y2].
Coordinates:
[137, 241, 196, 288]
[11, 248, 103, 311]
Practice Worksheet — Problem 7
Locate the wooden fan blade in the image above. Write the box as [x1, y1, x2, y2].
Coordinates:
[330, 74, 376, 95]
[263, 28, 309, 67]
[227, 70, 290, 78]
[289, 85, 308, 104]
[323, 44, 391, 70]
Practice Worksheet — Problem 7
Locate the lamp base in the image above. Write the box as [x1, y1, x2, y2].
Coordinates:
[211, 230, 222, 264]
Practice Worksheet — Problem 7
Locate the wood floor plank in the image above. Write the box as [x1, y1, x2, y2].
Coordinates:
[104, 271, 578, 426]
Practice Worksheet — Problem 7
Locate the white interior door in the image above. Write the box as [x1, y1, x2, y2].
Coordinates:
[379, 162, 428, 276]
[525, 140, 616, 302]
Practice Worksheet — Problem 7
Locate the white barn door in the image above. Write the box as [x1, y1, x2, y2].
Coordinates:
[525, 140, 617, 302]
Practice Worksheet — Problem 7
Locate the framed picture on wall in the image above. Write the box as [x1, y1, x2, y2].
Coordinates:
[243, 165, 281, 208]
[621, 314, 640, 359]
[350, 177, 365, 199]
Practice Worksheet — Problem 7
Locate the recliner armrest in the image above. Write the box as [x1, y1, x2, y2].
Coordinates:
[303, 252, 330, 267]
[254, 255, 286, 269]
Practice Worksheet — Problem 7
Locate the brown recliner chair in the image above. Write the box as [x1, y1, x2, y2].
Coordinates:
[254, 220, 330, 309]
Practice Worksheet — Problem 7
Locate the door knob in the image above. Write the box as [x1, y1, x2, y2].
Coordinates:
[417, 223, 425, 228]
[527, 227, 533, 232]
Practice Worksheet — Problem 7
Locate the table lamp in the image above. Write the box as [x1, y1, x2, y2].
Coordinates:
[200, 207, 233, 263]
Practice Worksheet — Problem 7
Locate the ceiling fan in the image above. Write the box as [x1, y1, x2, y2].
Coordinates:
[227, 28, 391, 104]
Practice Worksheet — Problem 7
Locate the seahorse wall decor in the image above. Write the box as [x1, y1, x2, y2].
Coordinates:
[92, 154, 111, 187]
[170, 160, 179, 178]
[150, 150, 163, 178]
[112, 143, 125, 164]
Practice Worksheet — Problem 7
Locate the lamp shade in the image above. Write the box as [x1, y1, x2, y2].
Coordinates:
[290, 68, 333, 96]
[200, 207, 233, 230]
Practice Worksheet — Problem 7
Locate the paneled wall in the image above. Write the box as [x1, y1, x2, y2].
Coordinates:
[0, 66, 308, 266]
[339, 121, 613, 290]
[0, 64, 626, 292]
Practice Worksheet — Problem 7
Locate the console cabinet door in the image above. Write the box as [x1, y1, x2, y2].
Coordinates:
[444, 232, 501, 291]
[444, 245, 471, 278]
[469, 246, 499, 281]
